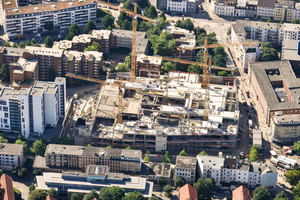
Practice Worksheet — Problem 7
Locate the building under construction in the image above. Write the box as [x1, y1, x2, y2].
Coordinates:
[73, 72, 239, 153]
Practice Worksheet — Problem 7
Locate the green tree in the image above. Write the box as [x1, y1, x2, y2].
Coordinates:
[157, 177, 167, 186]
[174, 176, 186, 187]
[146, 150, 150, 154]
[110, 186, 125, 200]
[144, 5, 157, 19]
[83, 189, 98, 200]
[159, 12, 166, 21]
[227, 27, 231, 36]
[30, 140, 46, 156]
[106, 145, 112, 148]
[99, 187, 112, 200]
[293, 182, 300, 198]
[0, 136, 8, 143]
[144, 155, 150, 162]
[250, 145, 258, 162]
[213, 47, 226, 57]
[162, 62, 175, 74]
[267, 18, 273, 23]
[175, 20, 183, 28]
[0, 64, 10, 82]
[261, 42, 273, 49]
[292, 19, 300, 24]
[33, 169, 42, 176]
[28, 189, 47, 200]
[194, 27, 206, 39]
[86, 144, 93, 147]
[3, 41, 10, 47]
[179, 150, 188, 156]
[165, 151, 170, 158]
[121, 20, 131, 30]
[163, 157, 170, 163]
[285, 169, 300, 188]
[0, 169, 3, 177]
[25, 40, 32, 46]
[125, 146, 132, 150]
[274, 191, 289, 200]
[84, 20, 98, 34]
[149, 197, 159, 200]
[280, 19, 285, 24]
[260, 47, 279, 61]
[65, 23, 81, 40]
[15, 139, 28, 155]
[85, 41, 101, 52]
[31, 38, 38, 45]
[18, 42, 25, 48]
[163, 185, 173, 197]
[183, 18, 194, 31]
[102, 15, 114, 30]
[43, 36, 53, 48]
[13, 43, 18, 48]
[217, 71, 229, 77]
[70, 193, 80, 200]
[29, 184, 35, 194]
[116, 63, 129, 72]
[50, 135, 60, 144]
[149, 31, 176, 56]
[213, 54, 226, 67]
[294, 140, 300, 155]
[123, 191, 144, 200]
[44, 21, 54, 31]
[62, 137, 74, 145]
[47, 187, 57, 198]
[188, 65, 202, 74]
[193, 178, 214, 200]
[253, 186, 270, 200]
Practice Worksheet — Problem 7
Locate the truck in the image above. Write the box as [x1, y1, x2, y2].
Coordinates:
[248, 119, 253, 128]
[270, 157, 279, 166]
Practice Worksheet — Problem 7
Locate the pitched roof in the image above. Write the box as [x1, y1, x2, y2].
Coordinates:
[0, 174, 15, 200]
[232, 186, 251, 200]
[179, 184, 197, 200]
[45, 195, 57, 200]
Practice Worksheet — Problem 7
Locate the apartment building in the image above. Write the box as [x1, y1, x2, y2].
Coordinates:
[293, 3, 300, 21]
[281, 39, 300, 69]
[197, 155, 278, 190]
[0, 47, 24, 67]
[175, 156, 197, 183]
[36, 144, 142, 172]
[136, 54, 162, 77]
[257, 0, 276, 19]
[248, 60, 300, 125]
[2, 0, 97, 38]
[274, 0, 294, 21]
[157, 0, 199, 14]
[143, 162, 171, 183]
[36, 165, 153, 198]
[211, 0, 236, 17]
[0, 143, 24, 171]
[0, 78, 66, 138]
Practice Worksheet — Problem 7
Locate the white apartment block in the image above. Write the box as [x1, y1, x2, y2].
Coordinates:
[293, 3, 300, 21]
[257, 6, 275, 19]
[197, 155, 278, 190]
[167, 0, 186, 12]
[211, 0, 235, 17]
[175, 156, 197, 183]
[2, 0, 97, 37]
[0, 143, 24, 171]
[0, 78, 66, 139]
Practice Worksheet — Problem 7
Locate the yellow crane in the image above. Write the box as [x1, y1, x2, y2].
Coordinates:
[97, 0, 160, 81]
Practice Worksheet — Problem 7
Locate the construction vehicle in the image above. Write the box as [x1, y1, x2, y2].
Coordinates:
[97, 0, 160, 81]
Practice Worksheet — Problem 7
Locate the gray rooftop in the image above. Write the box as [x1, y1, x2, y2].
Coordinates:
[257, 0, 275, 7]
[250, 162, 278, 174]
[112, 29, 146, 39]
[146, 162, 171, 177]
[276, 0, 294, 8]
[86, 165, 109, 176]
[197, 155, 225, 169]
[55, 77, 66, 84]
[30, 87, 44, 96]
[176, 156, 197, 170]
[3, 47, 24, 56]
[272, 112, 300, 125]
[0, 87, 30, 99]
[282, 40, 300, 61]
[0, 143, 23, 155]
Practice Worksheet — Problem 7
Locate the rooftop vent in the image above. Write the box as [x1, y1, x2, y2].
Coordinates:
[51, 5, 56, 8]
[5, 2, 11, 5]
[13, 8, 19, 12]
[69, 2, 73, 6]
[34, 7, 39, 11]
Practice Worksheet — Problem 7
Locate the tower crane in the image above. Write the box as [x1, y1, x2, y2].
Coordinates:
[97, 0, 160, 81]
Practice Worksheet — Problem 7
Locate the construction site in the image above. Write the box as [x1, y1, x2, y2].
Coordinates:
[70, 71, 239, 153]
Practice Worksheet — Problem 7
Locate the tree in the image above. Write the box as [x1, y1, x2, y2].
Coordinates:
[179, 150, 188, 156]
[163, 185, 173, 197]
[157, 177, 167, 186]
[28, 189, 47, 200]
[84, 41, 101, 52]
[165, 151, 170, 158]
[0, 169, 3, 177]
[163, 157, 170, 163]
[162, 62, 175, 74]
[0, 136, 8, 143]
[285, 169, 300, 188]
[217, 71, 229, 77]
[144, 155, 150, 162]
[125, 146, 132, 150]
[99, 187, 112, 200]
[0, 64, 10, 82]
[187, 65, 202, 74]
[194, 27, 206, 38]
[31, 38, 38, 45]
[13, 43, 18, 48]
[267, 18, 273, 23]
[183, 18, 194, 31]
[199, 151, 208, 155]
[274, 191, 289, 200]
[102, 15, 114, 30]
[149, 197, 159, 200]
[83, 189, 98, 200]
[50, 136, 60, 144]
[294, 140, 300, 155]
[29, 184, 35, 194]
[227, 27, 231, 36]
[15, 139, 28, 155]
[193, 178, 214, 200]
[25, 40, 32, 46]
[44, 21, 54, 31]
[213, 54, 226, 67]
[62, 137, 74, 145]
[84, 20, 98, 34]
[47, 187, 57, 198]
[70, 193, 80, 200]
[292, 19, 300, 24]
[123, 191, 144, 200]
[159, 12, 166, 21]
[106, 145, 112, 148]
[65, 23, 81, 40]
[280, 19, 285, 24]
[293, 182, 300, 198]
[213, 47, 226, 57]
[250, 145, 258, 162]
[146, 150, 150, 154]
[253, 186, 270, 200]
[149, 31, 176, 56]
[175, 176, 186, 187]
[144, 5, 157, 19]
[30, 140, 46, 156]
[33, 169, 42, 176]
[19, 42, 25, 48]
[86, 144, 92, 147]
[3, 41, 10, 47]
[175, 20, 183, 28]
[110, 186, 125, 200]
[43, 36, 53, 48]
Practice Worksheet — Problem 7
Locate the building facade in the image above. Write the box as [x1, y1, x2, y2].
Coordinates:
[0, 143, 24, 171]
[257, 0, 276, 19]
[136, 54, 162, 77]
[175, 156, 197, 183]
[211, 0, 236, 17]
[157, 0, 199, 14]
[274, 0, 294, 21]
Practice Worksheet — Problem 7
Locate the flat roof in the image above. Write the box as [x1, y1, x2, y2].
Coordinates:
[257, 0, 275, 7]
[2, 0, 17, 10]
[30, 87, 43, 96]
[197, 155, 225, 169]
[14, 58, 37, 73]
[52, 40, 72, 50]
[175, 156, 197, 170]
[146, 162, 171, 177]
[282, 40, 300, 61]
[24, 46, 63, 57]
[91, 30, 111, 40]
[0, 87, 30, 99]
[0, 143, 23, 155]
[3, 47, 24, 57]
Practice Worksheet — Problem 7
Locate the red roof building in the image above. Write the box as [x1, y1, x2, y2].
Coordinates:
[0, 174, 15, 200]
[45, 195, 57, 200]
[232, 186, 251, 200]
[179, 184, 197, 200]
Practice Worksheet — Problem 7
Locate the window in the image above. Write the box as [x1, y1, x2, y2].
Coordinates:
[4, 119, 7, 124]
[4, 113, 8, 118]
